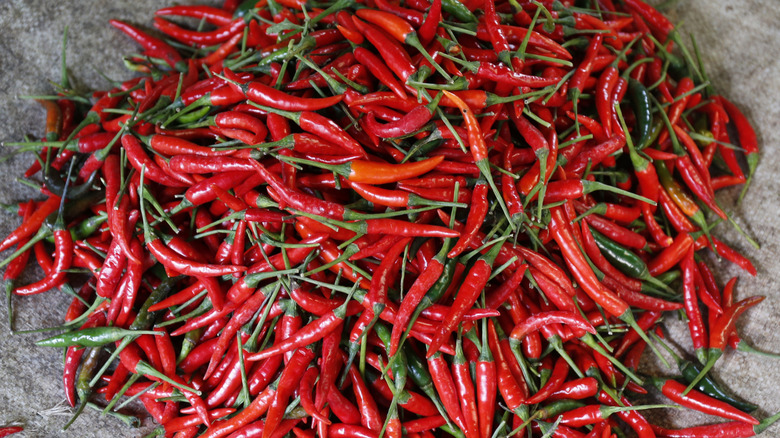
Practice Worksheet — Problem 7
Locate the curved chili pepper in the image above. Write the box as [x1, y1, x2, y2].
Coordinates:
[153, 16, 246, 46]
[648, 377, 759, 425]
[156, 5, 233, 26]
[110, 19, 183, 69]
[226, 71, 343, 112]
[0, 196, 60, 253]
[15, 223, 73, 296]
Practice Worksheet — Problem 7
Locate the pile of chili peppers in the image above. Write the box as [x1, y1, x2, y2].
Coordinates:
[1, 0, 777, 437]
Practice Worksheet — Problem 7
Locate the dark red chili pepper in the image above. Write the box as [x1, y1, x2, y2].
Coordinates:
[649, 377, 759, 425]
[625, 0, 674, 40]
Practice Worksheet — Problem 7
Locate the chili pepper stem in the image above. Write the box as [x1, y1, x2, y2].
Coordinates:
[408, 35, 452, 81]
[738, 154, 759, 204]
[755, 411, 780, 434]
[475, 160, 515, 230]
[682, 350, 722, 396]
[736, 340, 780, 359]
[103, 374, 141, 414]
[581, 333, 644, 385]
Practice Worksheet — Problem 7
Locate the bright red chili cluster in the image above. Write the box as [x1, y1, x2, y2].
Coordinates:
[0, 0, 775, 437]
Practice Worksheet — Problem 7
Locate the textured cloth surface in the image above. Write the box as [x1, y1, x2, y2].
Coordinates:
[0, 1, 778, 436]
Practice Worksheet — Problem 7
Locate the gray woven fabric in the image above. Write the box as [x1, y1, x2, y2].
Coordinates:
[0, 1, 778, 436]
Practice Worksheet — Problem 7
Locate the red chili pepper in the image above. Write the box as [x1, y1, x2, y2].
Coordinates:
[549, 206, 629, 318]
[201, 386, 275, 438]
[451, 338, 478, 438]
[418, 0, 441, 45]
[110, 19, 183, 68]
[546, 377, 600, 402]
[647, 232, 694, 276]
[247, 292, 355, 362]
[474, 24, 572, 60]
[569, 34, 604, 104]
[261, 346, 314, 438]
[426, 238, 503, 355]
[427, 351, 469, 433]
[226, 71, 344, 112]
[15, 224, 73, 296]
[0, 427, 23, 437]
[526, 355, 571, 405]
[156, 5, 233, 26]
[650, 377, 759, 425]
[0, 195, 60, 253]
[153, 16, 246, 46]
[596, 391, 655, 438]
[145, 235, 245, 277]
[564, 133, 627, 178]
[352, 17, 416, 82]
[716, 97, 757, 176]
[475, 326, 497, 438]
[487, 319, 527, 412]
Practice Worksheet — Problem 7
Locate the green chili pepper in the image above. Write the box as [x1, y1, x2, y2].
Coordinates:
[679, 361, 758, 413]
[374, 322, 407, 391]
[130, 275, 182, 331]
[37, 327, 162, 348]
[64, 346, 102, 430]
[43, 158, 100, 200]
[628, 78, 653, 149]
[176, 105, 211, 124]
[653, 331, 758, 413]
[233, 0, 259, 17]
[178, 327, 204, 364]
[535, 399, 586, 420]
[441, 0, 477, 23]
[590, 226, 673, 293]
[45, 214, 107, 244]
[88, 276, 182, 389]
[657, 269, 681, 285]
[405, 344, 451, 424]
